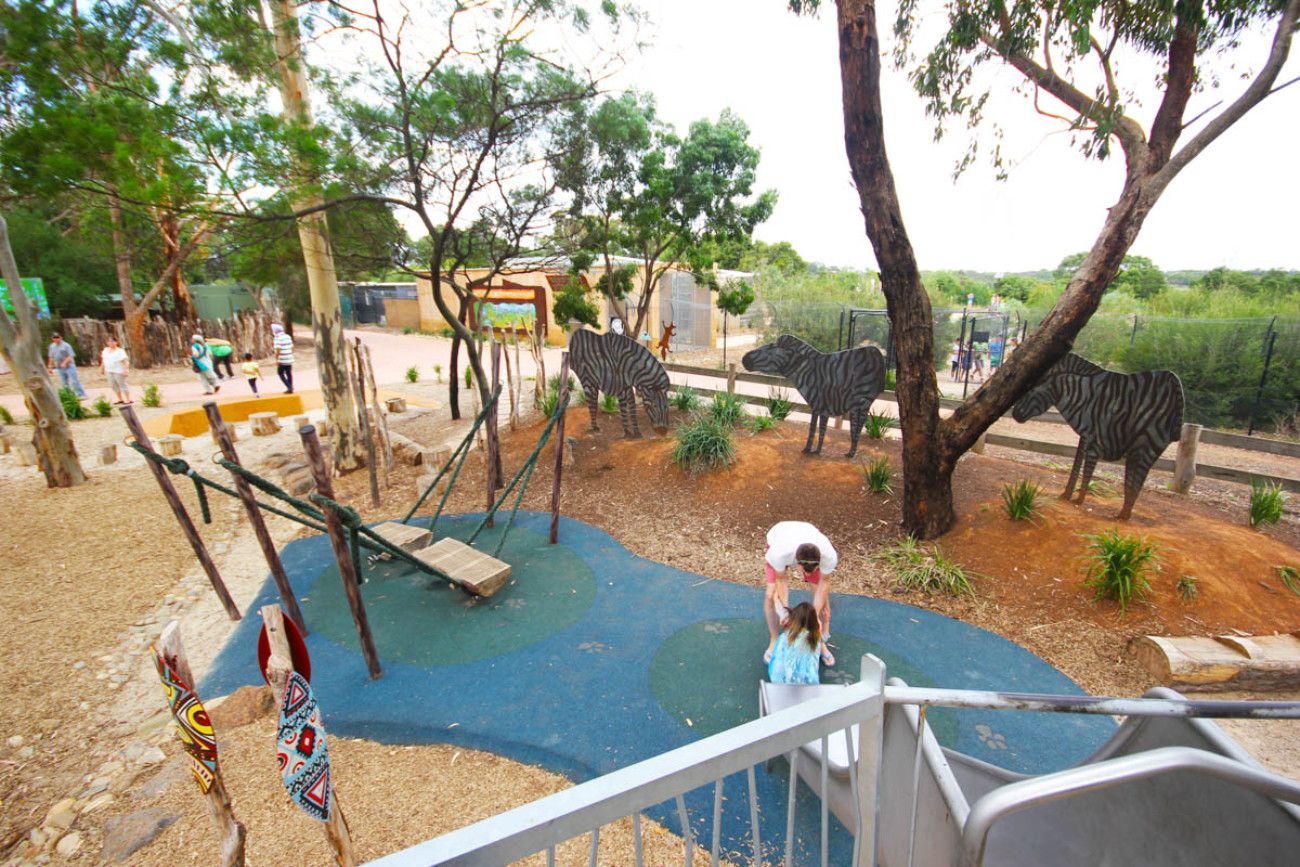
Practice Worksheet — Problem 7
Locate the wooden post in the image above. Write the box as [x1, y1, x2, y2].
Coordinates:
[550, 352, 570, 545]
[203, 403, 308, 636]
[485, 341, 501, 527]
[250, 412, 281, 436]
[726, 362, 737, 394]
[349, 339, 379, 508]
[972, 433, 987, 455]
[155, 623, 247, 867]
[159, 435, 184, 457]
[298, 424, 382, 679]
[121, 406, 241, 621]
[1173, 422, 1203, 495]
[363, 345, 393, 490]
[99, 444, 117, 465]
[260, 606, 356, 867]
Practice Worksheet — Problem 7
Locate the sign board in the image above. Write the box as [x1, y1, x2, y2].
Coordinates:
[469, 281, 545, 336]
[0, 278, 50, 318]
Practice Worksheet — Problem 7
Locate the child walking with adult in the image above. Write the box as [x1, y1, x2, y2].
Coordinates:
[763, 520, 837, 667]
[768, 602, 832, 685]
[191, 333, 220, 395]
[99, 335, 131, 405]
[206, 336, 235, 379]
[242, 352, 263, 396]
[271, 323, 294, 394]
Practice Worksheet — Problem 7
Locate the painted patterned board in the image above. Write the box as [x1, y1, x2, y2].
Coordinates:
[415, 537, 512, 597]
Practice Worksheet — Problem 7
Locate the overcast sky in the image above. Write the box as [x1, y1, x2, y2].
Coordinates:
[617, 1, 1300, 273]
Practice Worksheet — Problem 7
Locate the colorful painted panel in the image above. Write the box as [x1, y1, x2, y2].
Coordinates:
[276, 671, 332, 821]
[150, 648, 218, 793]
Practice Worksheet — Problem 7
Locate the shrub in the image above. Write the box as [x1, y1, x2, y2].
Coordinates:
[1079, 529, 1161, 616]
[58, 387, 88, 420]
[1249, 477, 1287, 528]
[863, 411, 896, 440]
[709, 391, 746, 428]
[464, 367, 473, 389]
[1277, 566, 1300, 597]
[859, 456, 893, 494]
[405, 365, 419, 383]
[92, 396, 114, 418]
[0, 405, 14, 425]
[885, 368, 896, 391]
[433, 364, 443, 383]
[1001, 479, 1042, 521]
[601, 393, 619, 413]
[439, 327, 456, 339]
[764, 388, 793, 421]
[744, 413, 776, 434]
[877, 537, 976, 596]
[671, 385, 700, 413]
[1176, 574, 1199, 603]
[142, 383, 162, 408]
[671, 415, 735, 474]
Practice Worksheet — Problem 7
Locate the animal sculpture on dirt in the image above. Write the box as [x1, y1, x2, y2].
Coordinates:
[569, 328, 670, 438]
[742, 335, 887, 458]
[658, 322, 676, 362]
[1012, 352, 1184, 520]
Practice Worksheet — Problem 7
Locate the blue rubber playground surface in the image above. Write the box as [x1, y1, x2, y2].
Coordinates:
[200, 512, 1114, 865]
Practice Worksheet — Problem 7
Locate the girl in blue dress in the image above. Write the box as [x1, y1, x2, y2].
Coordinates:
[767, 602, 833, 684]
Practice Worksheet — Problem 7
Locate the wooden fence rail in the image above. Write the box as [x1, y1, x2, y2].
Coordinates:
[58, 309, 280, 368]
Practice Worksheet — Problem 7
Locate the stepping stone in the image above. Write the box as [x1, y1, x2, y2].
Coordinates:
[157, 435, 183, 457]
[250, 411, 281, 436]
[101, 808, 179, 862]
[370, 521, 432, 553]
[386, 396, 407, 413]
[415, 537, 511, 597]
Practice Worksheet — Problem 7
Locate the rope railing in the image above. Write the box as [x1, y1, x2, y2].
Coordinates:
[401, 388, 501, 530]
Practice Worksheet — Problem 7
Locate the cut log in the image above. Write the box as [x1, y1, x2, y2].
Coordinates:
[415, 537, 511, 597]
[1129, 633, 1300, 691]
[99, 444, 117, 465]
[415, 472, 448, 499]
[292, 415, 309, 430]
[387, 431, 426, 466]
[250, 412, 281, 437]
[369, 521, 433, 554]
[385, 396, 407, 414]
[158, 435, 184, 457]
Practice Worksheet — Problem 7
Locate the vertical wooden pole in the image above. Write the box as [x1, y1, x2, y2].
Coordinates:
[121, 406, 240, 621]
[485, 341, 502, 527]
[1173, 422, 1203, 495]
[155, 623, 247, 867]
[350, 340, 379, 508]
[362, 344, 392, 489]
[550, 352, 571, 545]
[726, 362, 737, 394]
[298, 425, 382, 680]
[260, 606, 356, 867]
[203, 403, 308, 635]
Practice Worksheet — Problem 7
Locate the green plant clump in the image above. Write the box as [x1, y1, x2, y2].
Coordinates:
[433, 364, 443, 383]
[744, 413, 776, 434]
[863, 411, 896, 440]
[1079, 528, 1161, 617]
[1001, 479, 1042, 521]
[142, 383, 163, 408]
[877, 537, 976, 597]
[92, 396, 114, 418]
[405, 365, 419, 383]
[58, 386, 88, 420]
[1277, 566, 1300, 598]
[0, 404, 15, 425]
[709, 391, 746, 428]
[670, 385, 700, 413]
[601, 393, 619, 413]
[1175, 574, 1199, 603]
[764, 388, 793, 421]
[671, 415, 735, 475]
[859, 456, 893, 494]
[1249, 477, 1287, 528]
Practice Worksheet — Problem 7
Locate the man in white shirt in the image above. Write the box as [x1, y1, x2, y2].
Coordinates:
[763, 521, 838, 666]
[99, 335, 131, 404]
[271, 323, 295, 394]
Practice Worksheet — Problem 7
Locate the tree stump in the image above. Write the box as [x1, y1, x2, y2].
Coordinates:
[15, 442, 37, 466]
[385, 396, 407, 414]
[212, 423, 238, 445]
[100, 444, 117, 465]
[316, 420, 330, 439]
[0, 434, 9, 454]
[250, 412, 281, 437]
[292, 415, 309, 430]
[158, 435, 184, 457]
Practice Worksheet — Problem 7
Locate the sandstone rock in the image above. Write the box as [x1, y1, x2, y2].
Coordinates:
[44, 799, 76, 830]
[207, 685, 275, 733]
[101, 809, 179, 862]
[134, 760, 187, 800]
[56, 831, 82, 856]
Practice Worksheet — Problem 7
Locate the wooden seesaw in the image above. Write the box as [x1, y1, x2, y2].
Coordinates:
[366, 522, 511, 597]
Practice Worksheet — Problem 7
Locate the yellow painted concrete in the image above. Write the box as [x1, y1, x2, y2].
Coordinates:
[141, 389, 438, 437]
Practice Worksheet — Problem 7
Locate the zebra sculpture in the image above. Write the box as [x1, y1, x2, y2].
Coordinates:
[568, 328, 670, 438]
[1012, 352, 1184, 520]
[742, 335, 887, 458]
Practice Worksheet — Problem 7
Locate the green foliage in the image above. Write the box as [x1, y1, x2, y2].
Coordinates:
[863, 411, 896, 440]
[142, 383, 162, 408]
[405, 365, 419, 383]
[1278, 566, 1300, 598]
[552, 277, 601, 330]
[464, 367, 474, 389]
[92, 396, 114, 418]
[764, 388, 793, 421]
[885, 368, 896, 391]
[877, 537, 976, 597]
[2, 208, 115, 317]
[0, 405, 14, 425]
[433, 364, 443, 383]
[744, 413, 777, 434]
[600, 393, 619, 413]
[859, 456, 893, 494]
[1176, 575, 1199, 603]
[671, 415, 736, 475]
[1001, 479, 1042, 521]
[671, 385, 700, 413]
[1249, 478, 1287, 528]
[439, 328, 456, 339]
[708, 391, 746, 428]
[716, 279, 755, 317]
[1079, 529, 1161, 617]
[58, 386, 87, 420]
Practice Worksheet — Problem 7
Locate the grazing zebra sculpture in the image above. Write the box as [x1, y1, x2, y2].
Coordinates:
[1012, 352, 1184, 520]
[742, 335, 887, 458]
[568, 328, 670, 438]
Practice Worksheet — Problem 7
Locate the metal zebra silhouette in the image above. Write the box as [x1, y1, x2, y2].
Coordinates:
[568, 328, 670, 438]
[1012, 352, 1184, 520]
[741, 335, 887, 458]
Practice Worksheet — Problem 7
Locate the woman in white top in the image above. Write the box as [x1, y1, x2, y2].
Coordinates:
[100, 336, 131, 404]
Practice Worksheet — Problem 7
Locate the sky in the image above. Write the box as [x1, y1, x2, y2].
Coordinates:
[616, 1, 1300, 273]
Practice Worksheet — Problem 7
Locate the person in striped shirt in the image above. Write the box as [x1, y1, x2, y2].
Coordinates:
[271, 323, 295, 394]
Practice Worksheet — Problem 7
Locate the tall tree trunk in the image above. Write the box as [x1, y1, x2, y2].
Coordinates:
[448, 332, 462, 421]
[0, 213, 86, 487]
[268, 0, 362, 472]
[108, 192, 155, 368]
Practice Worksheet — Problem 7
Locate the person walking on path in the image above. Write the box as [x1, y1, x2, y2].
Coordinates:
[242, 352, 263, 396]
[762, 520, 837, 667]
[47, 333, 87, 398]
[99, 335, 131, 404]
[206, 336, 235, 379]
[272, 323, 294, 394]
[191, 333, 221, 395]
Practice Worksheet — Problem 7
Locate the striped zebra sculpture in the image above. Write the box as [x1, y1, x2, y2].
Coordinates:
[569, 328, 670, 438]
[741, 335, 887, 458]
[1012, 352, 1184, 520]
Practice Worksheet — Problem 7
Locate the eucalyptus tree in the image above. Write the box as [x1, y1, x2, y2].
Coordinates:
[798, 0, 1299, 538]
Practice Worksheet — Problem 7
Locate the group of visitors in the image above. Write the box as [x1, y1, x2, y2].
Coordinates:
[763, 520, 837, 685]
[45, 321, 296, 405]
[948, 335, 1018, 383]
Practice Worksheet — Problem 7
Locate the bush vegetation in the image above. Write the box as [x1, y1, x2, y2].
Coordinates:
[1001, 479, 1042, 521]
[671, 386, 700, 413]
[142, 383, 162, 408]
[877, 537, 976, 597]
[709, 391, 746, 428]
[863, 411, 896, 440]
[405, 365, 419, 383]
[1249, 478, 1287, 528]
[859, 456, 893, 494]
[58, 386, 87, 420]
[764, 388, 793, 421]
[92, 396, 113, 417]
[1079, 529, 1161, 617]
[0, 405, 14, 425]
[671, 415, 735, 475]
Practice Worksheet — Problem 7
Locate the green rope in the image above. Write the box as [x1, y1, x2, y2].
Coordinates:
[217, 457, 325, 522]
[401, 388, 499, 526]
[467, 392, 568, 546]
